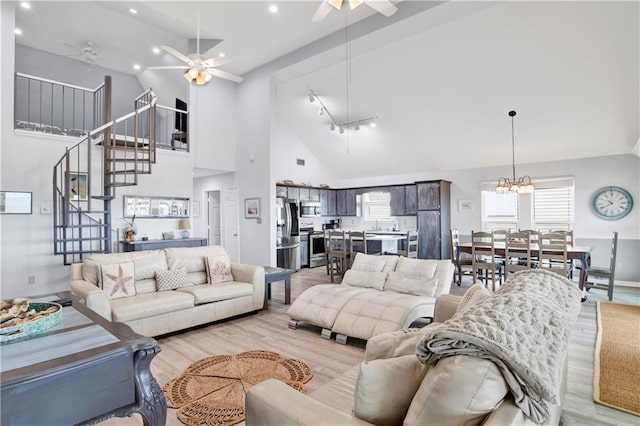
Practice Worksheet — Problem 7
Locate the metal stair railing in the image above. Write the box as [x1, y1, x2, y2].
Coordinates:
[53, 76, 157, 264]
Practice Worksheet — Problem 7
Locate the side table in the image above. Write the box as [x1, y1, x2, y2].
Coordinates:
[263, 266, 294, 310]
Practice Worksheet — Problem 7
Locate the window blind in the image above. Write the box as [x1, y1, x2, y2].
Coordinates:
[534, 186, 574, 226]
[363, 192, 391, 219]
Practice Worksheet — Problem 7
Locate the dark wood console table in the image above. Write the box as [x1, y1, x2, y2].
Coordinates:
[0, 292, 166, 425]
[121, 237, 208, 252]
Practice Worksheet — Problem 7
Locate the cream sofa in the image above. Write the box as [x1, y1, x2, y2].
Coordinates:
[70, 245, 265, 337]
[287, 253, 454, 343]
[248, 270, 581, 426]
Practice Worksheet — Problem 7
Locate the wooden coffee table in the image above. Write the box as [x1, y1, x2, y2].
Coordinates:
[0, 292, 166, 425]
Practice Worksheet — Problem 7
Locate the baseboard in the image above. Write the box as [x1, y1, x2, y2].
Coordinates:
[615, 280, 640, 289]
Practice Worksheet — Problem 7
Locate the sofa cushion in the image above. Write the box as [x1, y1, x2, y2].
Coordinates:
[164, 246, 228, 273]
[82, 250, 166, 286]
[110, 291, 195, 322]
[287, 284, 369, 330]
[187, 271, 209, 286]
[331, 291, 434, 340]
[455, 283, 491, 315]
[364, 328, 426, 362]
[350, 253, 387, 272]
[135, 278, 157, 294]
[156, 268, 190, 291]
[101, 262, 136, 299]
[309, 365, 359, 415]
[176, 282, 253, 304]
[384, 271, 438, 297]
[206, 255, 234, 283]
[342, 270, 387, 291]
[354, 355, 430, 426]
[379, 255, 400, 272]
[404, 355, 508, 426]
[395, 256, 438, 279]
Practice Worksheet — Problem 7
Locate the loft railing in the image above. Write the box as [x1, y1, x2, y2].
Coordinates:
[15, 72, 188, 151]
[14, 72, 105, 137]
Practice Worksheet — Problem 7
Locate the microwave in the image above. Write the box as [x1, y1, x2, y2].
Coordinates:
[300, 201, 321, 217]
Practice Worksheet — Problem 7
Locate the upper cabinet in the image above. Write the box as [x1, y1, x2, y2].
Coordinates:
[309, 188, 320, 202]
[336, 189, 357, 216]
[405, 185, 417, 215]
[390, 185, 417, 216]
[299, 188, 310, 201]
[287, 187, 300, 201]
[276, 186, 288, 198]
[320, 189, 336, 216]
[417, 182, 442, 210]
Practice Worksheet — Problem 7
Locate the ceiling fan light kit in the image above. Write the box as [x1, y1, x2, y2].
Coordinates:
[495, 110, 535, 194]
[313, 0, 397, 22]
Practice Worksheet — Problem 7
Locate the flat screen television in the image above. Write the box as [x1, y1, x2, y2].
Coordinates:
[175, 98, 188, 133]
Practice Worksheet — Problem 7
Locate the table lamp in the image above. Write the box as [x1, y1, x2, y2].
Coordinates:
[178, 219, 191, 239]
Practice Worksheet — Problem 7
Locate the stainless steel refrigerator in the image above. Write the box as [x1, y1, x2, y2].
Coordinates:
[276, 197, 300, 270]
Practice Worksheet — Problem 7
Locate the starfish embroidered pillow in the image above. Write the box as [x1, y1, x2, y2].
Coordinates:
[101, 262, 136, 299]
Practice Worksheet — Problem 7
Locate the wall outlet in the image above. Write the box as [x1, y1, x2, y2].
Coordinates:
[28, 275, 36, 285]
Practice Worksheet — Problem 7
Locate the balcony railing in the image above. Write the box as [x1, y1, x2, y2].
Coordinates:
[15, 73, 189, 151]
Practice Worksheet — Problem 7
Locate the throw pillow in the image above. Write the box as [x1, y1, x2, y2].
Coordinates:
[207, 255, 234, 283]
[395, 256, 438, 278]
[350, 253, 387, 272]
[156, 268, 189, 291]
[101, 262, 136, 299]
[455, 283, 491, 315]
[354, 355, 430, 426]
[384, 271, 438, 297]
[341, 269, 387, 291]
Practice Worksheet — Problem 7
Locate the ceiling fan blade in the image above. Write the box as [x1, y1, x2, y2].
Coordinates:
[364, 0, 398, 17]
[312, 1, 334, 22]
[146, 65, 190, 70]
[160, 46, 193, 65]
[207, 68, 244, 83]
[202, 56, 231, 68]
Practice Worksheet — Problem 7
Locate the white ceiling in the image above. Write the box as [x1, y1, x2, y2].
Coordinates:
[13, 1, 640, 180]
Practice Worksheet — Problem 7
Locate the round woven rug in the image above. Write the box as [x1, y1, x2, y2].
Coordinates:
[163, 349, 313, 426]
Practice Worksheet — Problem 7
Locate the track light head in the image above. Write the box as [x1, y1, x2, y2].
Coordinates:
[339, 125, 344, 134]
[309, 94, 315, 103]
[330, 123, 336, 131]
[319, 107, 324, 116]
[354, 122, 360, 131]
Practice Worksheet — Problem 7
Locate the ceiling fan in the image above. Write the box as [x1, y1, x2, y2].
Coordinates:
[312, 0, 398, 22]
[62, 40, 99, 64]
[147, 14, 242, 84]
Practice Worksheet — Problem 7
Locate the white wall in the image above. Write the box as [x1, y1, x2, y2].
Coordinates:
[192, 172, 236, 241]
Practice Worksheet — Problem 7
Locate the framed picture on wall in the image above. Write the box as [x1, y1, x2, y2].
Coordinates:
[458, 199, 473, 213]
[245, 198, 260, 219]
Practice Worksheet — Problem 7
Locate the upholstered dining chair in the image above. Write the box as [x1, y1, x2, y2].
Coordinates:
[471, 231, 502, 291]
[450, 228, 472, 286]
[584, 232, 618, 301]
[504, 231, 533, 280]
[327, 230, 349, 283]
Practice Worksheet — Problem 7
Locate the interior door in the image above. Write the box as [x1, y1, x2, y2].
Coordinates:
[207, 190, 221, 245]
[223, 186, 240, 262]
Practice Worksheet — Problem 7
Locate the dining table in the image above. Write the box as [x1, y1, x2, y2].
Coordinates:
[456, 242, 592, 290]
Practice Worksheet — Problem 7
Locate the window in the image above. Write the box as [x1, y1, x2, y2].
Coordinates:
[533, 180, 574, 230]
[481, 190, 518, 231]
[362, 192, 392, 221]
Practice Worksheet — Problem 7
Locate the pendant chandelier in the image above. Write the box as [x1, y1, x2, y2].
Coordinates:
[496, 110, 534, 193]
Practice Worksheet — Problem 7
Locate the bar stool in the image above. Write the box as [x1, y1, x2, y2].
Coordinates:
[397, 230, 418, 258]
[471, 230, 502, 291]
[327, 230, 349, 283]
[349, 231, 367, 260]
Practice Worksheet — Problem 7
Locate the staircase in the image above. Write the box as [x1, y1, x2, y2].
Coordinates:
[53, 76, 158, 265]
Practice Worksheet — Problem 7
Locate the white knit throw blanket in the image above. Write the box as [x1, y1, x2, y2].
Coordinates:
[416, 269, 581, 424]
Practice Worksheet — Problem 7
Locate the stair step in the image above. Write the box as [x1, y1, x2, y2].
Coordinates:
[55, 224, 108, 229]
[106, 158, 151, 163]
[106, 170, 148, 175]
[106, 182, 137, 187]
[91, 195, 115, 201]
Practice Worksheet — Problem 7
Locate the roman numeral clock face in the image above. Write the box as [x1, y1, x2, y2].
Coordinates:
[592, 187, 634, 220]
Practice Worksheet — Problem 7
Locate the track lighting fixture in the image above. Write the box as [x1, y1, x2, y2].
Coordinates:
[308, 88, 378, 135]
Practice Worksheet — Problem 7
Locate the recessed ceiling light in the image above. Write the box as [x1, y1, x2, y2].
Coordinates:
[268, 4, 278, 14]
[14, 28, 23, 35]
[133, 64, 141, 70]
[218, 52, 226, 58]
[369, 121, 377, 128]
[152, 47, 161, 55]
[20, 2, 31, 10]
[129, 8, 138, 14]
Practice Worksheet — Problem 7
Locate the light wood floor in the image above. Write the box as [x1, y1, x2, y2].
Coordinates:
[102, 267, 639, 426]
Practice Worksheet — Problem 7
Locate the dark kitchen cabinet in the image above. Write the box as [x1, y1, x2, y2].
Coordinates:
[405, 185, 417, 215]
[389, 186, 406, 216]
[299, 188, 310, 201]
[287, 187, 300, 201]
[336, 189, 357, 216]
[416, 180, 451, 260]
[320, 189, 336, 216]
[276, 186, 288, 198]
[309, 188, 320, 202]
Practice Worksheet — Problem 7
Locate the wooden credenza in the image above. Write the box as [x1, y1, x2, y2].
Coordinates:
[121, 237, 208, 252]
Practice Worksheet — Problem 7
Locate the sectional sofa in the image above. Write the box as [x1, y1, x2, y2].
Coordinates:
[287, 253, 454, 343]
[70, 245, 265, 337]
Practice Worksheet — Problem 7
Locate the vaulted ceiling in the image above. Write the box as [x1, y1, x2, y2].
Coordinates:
[13, 1, 640, 179]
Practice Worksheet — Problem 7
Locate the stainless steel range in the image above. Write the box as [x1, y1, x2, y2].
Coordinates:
[309, 231, 327, 268]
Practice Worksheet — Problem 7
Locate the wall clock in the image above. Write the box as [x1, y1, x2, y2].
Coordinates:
[592, 186, 633, 220]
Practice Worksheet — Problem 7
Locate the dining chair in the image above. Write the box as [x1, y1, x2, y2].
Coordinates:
[520, 229, 541, 266]
[538, 232, 570, 278]
[504, 231, 532, 280]
[551, 229, 575, 278]
[491, 229, 509, 272]
[450, 228, 473, 286]
[327, 230, 349, 283]
[397, 230, 418, 258]
[584, 232, 618, 301]
[471, 231, 502, 291]
[349, 231, 367, 259]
